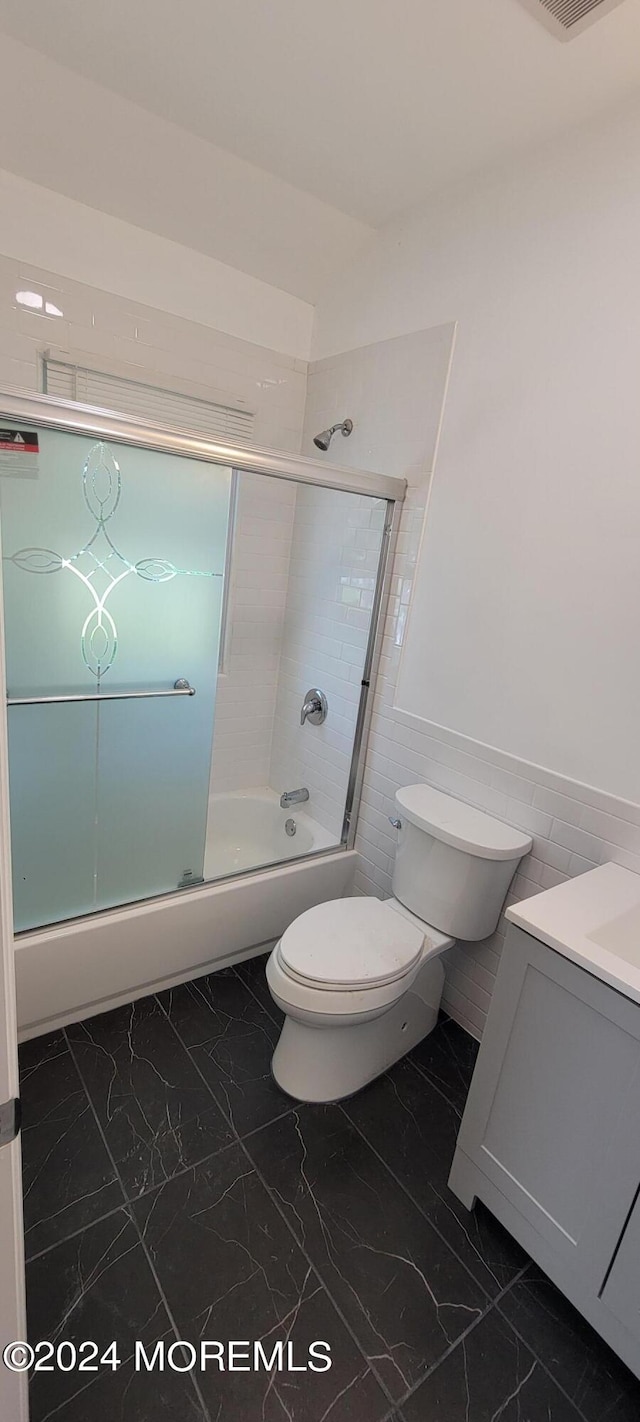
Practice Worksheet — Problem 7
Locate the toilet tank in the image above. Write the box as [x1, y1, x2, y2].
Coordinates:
[391, 785, 532, 941]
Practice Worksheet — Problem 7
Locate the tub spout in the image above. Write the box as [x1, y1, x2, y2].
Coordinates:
[280, 788, 309, 809]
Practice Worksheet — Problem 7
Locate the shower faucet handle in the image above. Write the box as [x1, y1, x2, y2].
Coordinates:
[300, 688, 328, 726]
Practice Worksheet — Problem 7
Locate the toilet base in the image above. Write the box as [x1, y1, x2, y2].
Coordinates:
[271, 956, 445, 1103]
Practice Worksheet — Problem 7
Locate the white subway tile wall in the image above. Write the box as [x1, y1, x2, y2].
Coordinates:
[302, 323, 456, 479]
[211, 472, 296, 793]
[268, 483, 387, 836]
[0, 255, 307, 448]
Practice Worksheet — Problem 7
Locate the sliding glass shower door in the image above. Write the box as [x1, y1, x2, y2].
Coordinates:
[0, 424, 231, 930]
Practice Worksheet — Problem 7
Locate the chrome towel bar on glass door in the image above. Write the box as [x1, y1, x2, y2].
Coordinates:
[6, 678, 196, 706]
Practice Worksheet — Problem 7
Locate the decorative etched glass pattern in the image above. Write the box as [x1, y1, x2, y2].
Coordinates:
[7, 441, 221, 681]
[1, 423, 231, 931]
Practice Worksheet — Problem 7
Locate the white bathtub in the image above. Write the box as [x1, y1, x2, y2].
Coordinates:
[15, 797, 354, 1038]
[205, 789, 337, 878]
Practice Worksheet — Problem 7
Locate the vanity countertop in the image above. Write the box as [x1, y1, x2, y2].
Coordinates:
[506, 861, 640, 1005]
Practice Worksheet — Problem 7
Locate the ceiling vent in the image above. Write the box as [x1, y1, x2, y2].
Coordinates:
[518, 0, 628, 39]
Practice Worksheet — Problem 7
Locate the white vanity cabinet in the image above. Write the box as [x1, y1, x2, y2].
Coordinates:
[602, 1194, 640, 1347]
[449, 914, 640, 1379]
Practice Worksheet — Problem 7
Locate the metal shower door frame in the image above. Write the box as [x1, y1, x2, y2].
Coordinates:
[0, 388, 406, 888]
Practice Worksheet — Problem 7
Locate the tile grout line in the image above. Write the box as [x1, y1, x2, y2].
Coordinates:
[338, 1100, 512, 1304]
[152, 987, 255, 1134]
[408, 1052, 468, 1119]
[236, 1128, 399, 1412]
[27, 1000, 601, 1420]
[40, 991, 583, 1421]
[63, 1027, 212, 1422]
[393, 1263, 531, 1414]
[152, 985, 295, 1141]
[26, 1197, 132, 1267]
[156, 981, 508, 1410]
[409, 1017, 480, 1103]
[25, 994, 630, 1421]
[61, 1029, 130, 1216]
[154, 989, 398, 1411]
[492, 1281, 610, 1422]
[232, 960, 283, 1027]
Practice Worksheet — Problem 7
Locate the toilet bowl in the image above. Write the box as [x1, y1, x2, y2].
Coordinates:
[267, 784, 532, 1103]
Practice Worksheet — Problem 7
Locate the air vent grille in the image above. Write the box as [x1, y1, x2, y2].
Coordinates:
[519, 0, 627, 38]
[42, 356, 255, 443]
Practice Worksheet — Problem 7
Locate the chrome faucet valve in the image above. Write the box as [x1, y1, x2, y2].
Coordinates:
[300, 688, 328, 726]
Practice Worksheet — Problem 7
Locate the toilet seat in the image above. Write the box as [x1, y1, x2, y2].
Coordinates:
[277, 897, 424, 992]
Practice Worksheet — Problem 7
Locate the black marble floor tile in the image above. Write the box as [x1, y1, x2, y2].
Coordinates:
[158, 966, 252, 1048]
[246, 1104, 487, 1403]
[499, 1267, 640, 1422]
[133, 1143, 388, 1420]
[409, 1016, 479, 1116]
[401, 1306, 583, 1421]
[18, 1029, 68, 1075]
[26, 1207, 171, 1422]
[66, 997, 234, 1199]
[23, 989, 624, 1422]
[20, 1029, 123, 1259]
[255, 1279, 390, 1421]
[343, 1056, 527, 1295]
[167, 975, 286, 1137]
[46, 1337, 208, 1422]
[234, 951, 283, 1024]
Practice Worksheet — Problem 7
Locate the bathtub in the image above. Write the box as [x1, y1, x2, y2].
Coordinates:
[15, 793, 355, 1038]
[205, 789, 337, 878]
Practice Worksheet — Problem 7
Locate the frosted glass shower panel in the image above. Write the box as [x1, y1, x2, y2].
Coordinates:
[0, 425, 231, 929]
[8, 702, 98, 930]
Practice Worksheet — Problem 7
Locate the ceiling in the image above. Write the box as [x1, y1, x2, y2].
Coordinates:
[1, 0, 640, 298]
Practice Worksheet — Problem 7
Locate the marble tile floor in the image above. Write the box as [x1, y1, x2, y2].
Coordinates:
[19, 955, 640, 1420]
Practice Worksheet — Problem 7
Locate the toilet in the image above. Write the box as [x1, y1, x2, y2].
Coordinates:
[266, 784, 532, 1102]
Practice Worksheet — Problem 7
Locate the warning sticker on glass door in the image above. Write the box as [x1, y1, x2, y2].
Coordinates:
[0, 430, 39, 478]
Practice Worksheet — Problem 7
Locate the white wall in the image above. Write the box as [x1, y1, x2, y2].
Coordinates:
[315, 98, 640, 804]
[0, 34, 369, 310]
[0, 171, 313, 360]
[312, 98, 640, 1036]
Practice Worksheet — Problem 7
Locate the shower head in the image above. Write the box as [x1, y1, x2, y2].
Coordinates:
[313, 418, 353, 452]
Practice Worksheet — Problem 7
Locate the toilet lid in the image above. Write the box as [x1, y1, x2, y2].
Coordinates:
[278, 898, 424, 990]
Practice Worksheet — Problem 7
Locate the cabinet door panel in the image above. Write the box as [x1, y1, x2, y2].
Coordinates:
[456, 925, 640, 1292]
[601, 1193, 640, 1352]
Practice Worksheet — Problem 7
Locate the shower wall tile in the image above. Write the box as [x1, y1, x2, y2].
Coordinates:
[0, 254, 308, 447]
[279, 326, 456, 839]
[210, 471, 296, 795]
[302, 323, 455, 482]
[268, 482, 385, 837]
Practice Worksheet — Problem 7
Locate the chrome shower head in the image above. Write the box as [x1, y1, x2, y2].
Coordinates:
[313, 418, 353, 452]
